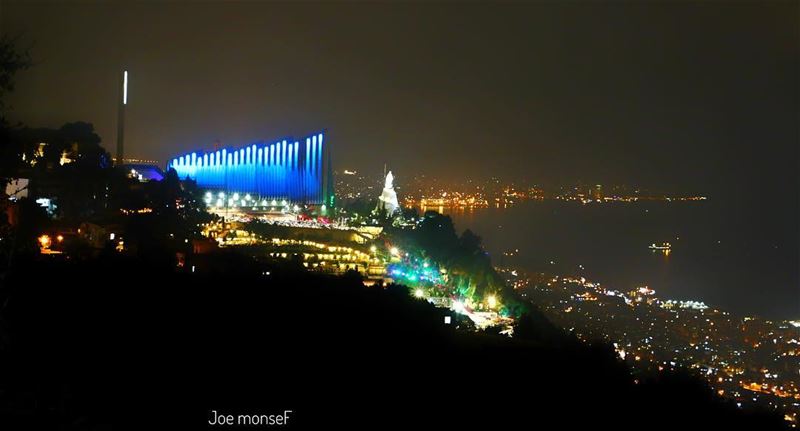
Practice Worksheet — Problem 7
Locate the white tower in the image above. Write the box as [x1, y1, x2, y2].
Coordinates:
[376, 171, 400, 216]
[116, 70, 128, 165]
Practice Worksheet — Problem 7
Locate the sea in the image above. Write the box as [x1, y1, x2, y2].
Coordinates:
[442, 200, 799, 320]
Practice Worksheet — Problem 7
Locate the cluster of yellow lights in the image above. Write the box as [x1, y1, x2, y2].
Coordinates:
[120, 208, 153, 215]
[112, 157, 160, 164]
[408, 195, 490, 209]
[742, 381, 800, 400]
[266, 238, 379, 263]
[38, 234, 66, 248]
[37, 234, 65, 254]
[556, 195, 707, 204]
[574, 292, 598, 301]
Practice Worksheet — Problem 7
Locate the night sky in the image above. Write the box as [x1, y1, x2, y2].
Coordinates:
[1, 2, 795, 189]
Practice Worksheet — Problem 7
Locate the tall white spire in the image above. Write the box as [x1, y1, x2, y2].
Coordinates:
[377, 170, 399, 216]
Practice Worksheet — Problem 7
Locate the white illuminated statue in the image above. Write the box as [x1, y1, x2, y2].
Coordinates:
[376, 171, 400, 216]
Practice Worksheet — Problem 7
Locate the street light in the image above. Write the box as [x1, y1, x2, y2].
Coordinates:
[38, 235, 52, 249]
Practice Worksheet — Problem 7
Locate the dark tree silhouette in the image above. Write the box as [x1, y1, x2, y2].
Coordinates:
[0, 253, 789, 430]
[0, 34, 31, 122]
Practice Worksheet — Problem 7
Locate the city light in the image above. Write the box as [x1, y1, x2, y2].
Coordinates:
[414, 288, 424, 298]
[38, 234, 51, 249]
[487, 295, 497, 309]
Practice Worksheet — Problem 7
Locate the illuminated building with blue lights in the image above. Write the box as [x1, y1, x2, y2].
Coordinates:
[168, 131, 334, 210]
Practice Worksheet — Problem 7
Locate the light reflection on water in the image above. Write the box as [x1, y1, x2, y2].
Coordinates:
[434, 200, 797, 319]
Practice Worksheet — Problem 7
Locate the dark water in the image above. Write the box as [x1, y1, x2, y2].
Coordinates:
[446, 200, 799, 320]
